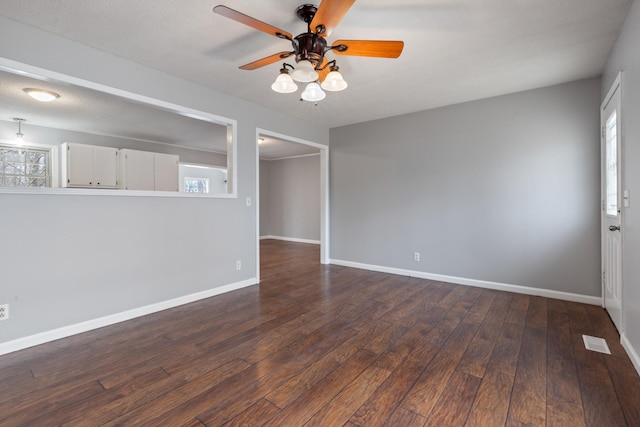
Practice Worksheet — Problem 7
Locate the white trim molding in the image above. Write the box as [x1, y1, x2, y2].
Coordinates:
[329, 259, 602, 306]
[621, 334, 640, 376]
[260, 235, 321, 245]
[0, 278, 257, 356]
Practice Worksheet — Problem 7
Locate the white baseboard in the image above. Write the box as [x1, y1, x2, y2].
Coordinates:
[329, 259, 602, 306]
[621, 334, 640, 376]
[0, 278, 257, 356]
[260, 235, 320, 245]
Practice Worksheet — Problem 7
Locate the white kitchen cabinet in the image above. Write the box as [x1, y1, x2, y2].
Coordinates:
[119, 149, 178, 191]
[154, 152, 180, 191]
[61, 142, 118, 188]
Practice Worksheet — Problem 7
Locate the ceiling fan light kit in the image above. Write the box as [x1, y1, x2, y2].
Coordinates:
[320, 68, 347, 92]
[271, 68, 299, 93]
[213, 0, 403, 104]
[301, 82, 326, 102]
[290, 59, 319, 83]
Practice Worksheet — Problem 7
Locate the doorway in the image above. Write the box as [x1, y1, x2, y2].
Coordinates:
[255, 129, 329, 281]
[601, 72, 623, 333]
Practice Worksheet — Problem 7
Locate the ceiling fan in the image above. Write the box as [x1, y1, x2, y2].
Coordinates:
[213, 0, 404, 102]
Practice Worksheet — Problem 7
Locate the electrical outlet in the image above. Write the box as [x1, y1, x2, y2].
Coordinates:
[236, 260, 242, 270]
[0, 304, 8, 320]
[413, 252, 421, 262]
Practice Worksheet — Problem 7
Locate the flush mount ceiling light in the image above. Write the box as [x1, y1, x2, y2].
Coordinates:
[213, 1, 404, 104]
[13, 118, 25, 141]
[23, 88, 60, 102]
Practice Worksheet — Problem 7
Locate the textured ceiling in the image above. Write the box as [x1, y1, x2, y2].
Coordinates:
[0, 69, 229, 153]
[0, 0, 632, 130]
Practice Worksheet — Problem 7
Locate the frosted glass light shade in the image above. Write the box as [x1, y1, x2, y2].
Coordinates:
[301, 82, 326, 102]
[23, 88, 60, 102]
[291, 60, 319, 83]
[320, 70, 348, 92]
[271, 72, 298, 93]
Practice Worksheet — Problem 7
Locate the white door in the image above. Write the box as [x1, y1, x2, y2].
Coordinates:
[601, 74, 623, 332]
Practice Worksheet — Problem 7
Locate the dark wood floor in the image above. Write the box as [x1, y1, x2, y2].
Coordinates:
[1, 239, 639, 426]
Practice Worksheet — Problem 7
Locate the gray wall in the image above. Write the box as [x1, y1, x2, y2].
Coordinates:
[0, 17, 328, 345]
[330, 78, 601, 296]
[259, 155, 321, 241]
[602, 0, 640, 366]
[259, 159, 271, 236]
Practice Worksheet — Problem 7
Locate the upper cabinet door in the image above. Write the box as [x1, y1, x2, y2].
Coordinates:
[93, 146, 118, 187]
[120, 149, 155, 191]
[154, 153, 179, 192]
[66, 143, 94, 186]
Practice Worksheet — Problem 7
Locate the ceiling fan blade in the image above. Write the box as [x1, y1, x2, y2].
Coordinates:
[213, 5, 292, 40]
[317, 57, 330, 82]
[310, 0, 356, 37]
[239, 51, 294, 70]
[331, 40, 404, 58]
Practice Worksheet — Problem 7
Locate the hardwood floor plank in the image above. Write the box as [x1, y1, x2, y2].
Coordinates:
[573, 339, 627, 426]
[265, 320, 391, 408]
[486, 322, 525, 377]
[224, 398, 281, 427]
[385, 407, 427, 427]
[525, 296, 548, 330]
[65, 358, 251, 426]
[251, 349, 379, 427]
[400, 322, 479, 418]
[303, 365, 391, 426]
[136, 323, 359, 426]
[466, 371, 514, 427]
[547, 300, 574, 362]
[507, 327, 547, 426]
[0, 240, 637, 426]
[456, 334, 495, 378]
[0, 379, 104, 426]
[546, 356, 586, 427]
[425, 370, 481, 425]
[605, 355, 640, 426]
[19, 367, 170, 426]
[349, 328, 451, 426]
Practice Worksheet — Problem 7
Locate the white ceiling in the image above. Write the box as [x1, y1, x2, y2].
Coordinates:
[0, 0, 632, 130]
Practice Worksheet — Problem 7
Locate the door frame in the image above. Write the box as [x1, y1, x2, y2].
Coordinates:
[601, 71, 624, 331]
[255, 128, 330, 282]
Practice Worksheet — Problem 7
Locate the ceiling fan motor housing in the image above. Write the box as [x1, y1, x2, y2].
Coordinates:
[294, 32, 327, 68]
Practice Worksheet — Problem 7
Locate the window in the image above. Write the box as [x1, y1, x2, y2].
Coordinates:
[179, 163, 228, 194]
[184, 177, 210, 193]
[0, 143, 50, 188]
[605, 111, 618, 216]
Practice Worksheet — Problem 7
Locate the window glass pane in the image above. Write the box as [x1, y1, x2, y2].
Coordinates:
[0, 144, 50, 188]
[184, 177, 210, 193]
[606, 111, 618, 216]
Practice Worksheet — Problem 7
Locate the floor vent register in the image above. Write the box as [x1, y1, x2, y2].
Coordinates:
[582, 335, 611, 354]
